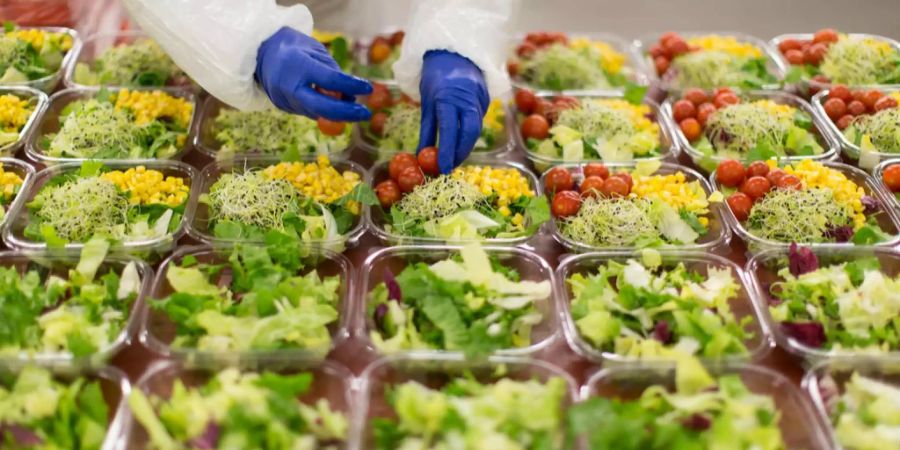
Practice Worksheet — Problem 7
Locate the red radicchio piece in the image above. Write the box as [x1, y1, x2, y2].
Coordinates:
[781, 321, 826, 348]
[374, 303, 388, 329]
[788, 243, 819, 276]
[824, 225, 854, 243]
[652, 320, 673, 344]
[189, 422, 220, 450]
[681, 413, 712, 431]
[0, 424, 43, 446]
[861, 195, 880, 214]
[384, 269, 401, 302]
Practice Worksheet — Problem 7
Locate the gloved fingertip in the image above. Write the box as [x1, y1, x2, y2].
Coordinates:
[438, 148, 455, 175]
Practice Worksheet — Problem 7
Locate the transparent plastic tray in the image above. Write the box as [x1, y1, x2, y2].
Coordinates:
[0, 251, 151, 369]
[0, 157, 35, 236]
[747, 246, 900, 366]
[0, 87, 48, 156]
[26, 86, 197, 164]
[542, 161, 731, 253]
[352, 354, 578, 450]
[366, 157, 543, 246]
[513, 92, 676, 173]
[557, 251, 771, 365]
[584, 362, 831, 449]
[116, 359, 353, 450]
[811, 88, 900, 169]
[187, 154, 367, 250]
[141, 244, 354, 366]
[3, 160, 199, 258]
[634, 31, 787, 94]
[1, 26, 80, 93]
[873, 159, 900, 213]
[508, 31, 649, 95]
[710, 161, 900, 253]
[63, 30, 194, 90]
[669, 90, 840, 174]
[355, 245, 559, 357]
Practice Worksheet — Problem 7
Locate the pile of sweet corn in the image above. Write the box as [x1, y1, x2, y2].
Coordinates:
[776, 159, 867, 229]
[100, 166, 190, 207]
[632, 171, 710, 225]
[570, 37, 627, 74]
[0, 94, 32, 133]
[112, 89, 193, 127]
[750, 99, 796, 120]
[452, 165, 533, 220]
[5, 28, 73, 52]
[687, 35, 763, 58]
[0, 165, 22, 202]
[483, 99, 505, 133]
[263, 155, 362, 213]
[599, 99, 660, 134]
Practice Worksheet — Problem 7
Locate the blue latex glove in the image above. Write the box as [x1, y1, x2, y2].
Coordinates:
[418, 50, 490, 174]
[255, 27, 372, 121]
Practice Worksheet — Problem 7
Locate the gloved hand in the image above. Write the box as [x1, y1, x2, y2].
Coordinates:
[418, 50, 490, 174]
[255, 27, 372, 121]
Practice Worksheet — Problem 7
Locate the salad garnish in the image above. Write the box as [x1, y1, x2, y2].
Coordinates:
[354, 30, 403, 79]
[312, 29, 353, 72]
[881, 163, 900, 199]
[367, 243, 550, 357]
[648, 32, 776, 89]
[0, 93, 36, 147]
[129, 368, 348, 450]
[0, 163, 23, 220]
[0, 366, 109, 449]
[820, 371, 900, 450]
[212, 108, 350, 158]
[821, 85, 899, 154]
[372, 376, 567, 450]
[779, 28, 900, 87]
[0, 24, 73, 83]
[73, 39, 189, 87]
[44, 89, 193, 160]
[151, 232, 341, 352]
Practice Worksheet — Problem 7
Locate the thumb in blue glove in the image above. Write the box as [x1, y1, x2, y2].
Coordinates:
[417, 50, 490, 174]
[256, 27, 372, 121]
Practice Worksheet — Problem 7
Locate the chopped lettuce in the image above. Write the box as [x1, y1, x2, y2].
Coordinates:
[831, 372, 900, 450]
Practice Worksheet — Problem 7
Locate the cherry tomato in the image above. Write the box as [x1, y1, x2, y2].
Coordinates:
[778, 38, 803, 53]
[389, 30, 405, 46]
[370, 111, 388, 136]
[544, 167, 574, 194]
[601, 176, 630, 197]
[579, 176, 606, 198]
[649, 44, 665, 59]
[829, 85, 852, 102]
[714, 92, 741, 109]
[546, 32, 568, 45]
[823, 98, 847, 121]
[713, 87, 735, 97]
[610, 172, 633, 190]
[517, 42, 537, 58]
[804, 43, 828, 65]
[683, 88, 708, 106]
[874, 96, 898, 112]
[672, 99, 697, 122]
[583, 163, 609, 180]
[417, 147, 440, 176]
[375, 180, 401, 208]
[369, 41, 392, 64]
[799, 40, 812, 53]
[552, 191, 582, 217]
[553, 95, 580, 110]
[882, 165, 900, 193]
[835, 114, 854, 130]
[654, 56, 670, 76]
[507, 61, 520, 77]
[367, 85, 393, 111]
[317, 118, 345, 136]
[776, 174, 802, 190]
[727, 192, 753, 221]
[679, 118, 702, 141]
[664, 37, 689, 57]
[862, 90, 884, 112]
[388, 153, 418, 182]
[514, 89, 538, 114]
[847, 100, 867, 116]
[696, 102, 717, 127]
[747, 161, 770, 178]
[659, 32, 680, 45]
[740, 176, 771, 201]
[852, 89, 867, 103]
[766, 169, 786, 186]
[521, 114, 550, 140]
[784, 49, 805, 65]
[813, 28, 839, 45]
[397, 166, 425, 193]
[533, 99, 554, 119]
[716, 160, 747, 188]
[398, 93, 418, 106]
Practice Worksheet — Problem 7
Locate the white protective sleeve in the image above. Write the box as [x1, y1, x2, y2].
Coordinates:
[392, 0, 516, 101]
[121, 0, 314, 111]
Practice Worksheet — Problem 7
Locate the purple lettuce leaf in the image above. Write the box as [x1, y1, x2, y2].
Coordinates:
[781, 321, 826, 348]
[188, 422, 220, 450]
[652, 320, 673, 344]
[861, 195, 880, 214]
[788, 243, 819, 276]
[384, 269, 401, 302]
[0, 424, 42, 446]
[824, 225, 854, 243]
[681, 414, 712, 431]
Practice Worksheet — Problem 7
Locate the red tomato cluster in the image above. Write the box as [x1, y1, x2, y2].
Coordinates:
[647, 32, 701, 76]
[821, 85, 898, 130]
[366, 83, 418, 138]
[507, 31, 569, 77]
[882, 165, 900, 193]
[672, 87, 741, 142]
[777, 28, 838, 68]
[316, 118, 346, 136]
[375, 149, 439, 207]
[368, 30, 404, 64]
[514, 88, 580, 140]
[715, 159, 801, 221]
[545, 164, 633, 217]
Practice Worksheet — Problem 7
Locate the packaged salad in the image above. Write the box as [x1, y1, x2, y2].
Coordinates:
[815, 86, 900, 166]
[370, 154, 549, 244]
[128, 361, 351, 450]
[671, 88, 834, 172]
[144, 233, 349, 360]
[544, 161, 725, 251]
[363, 243, 555, 358]
[0, 24, 76, 90]
[642, 32, 782, 91]
[71, 32, 190, 88]
[0, 87, 45, 153]
[360, 82, 508, 157]
[0, 158, 30, 228]
[514, 90, 670, 169]
[354, 30, 404, 81]
[559, 252, 765, 362]
[507, 31, 641, 92]
[714, 159, 899, 249]
[877, 160, 900, 209]
[33, 88, 194, 162]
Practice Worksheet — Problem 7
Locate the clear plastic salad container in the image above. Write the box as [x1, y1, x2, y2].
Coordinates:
[671, 90, 840, 174]
[3, 159, 199, 258]
[0, 157, 35, 235]
[811, 88, 900, 169]
[584, 362, 832, 450]
[710, 161, 900, 253]
[187, 154, 368, 250]
[116, 359, 353, 450]
[873, 159, 900, 213]
[141, 244, 354, 366]
[508, 32, 649, 95]
[1, 26, 80, 93]
[634, 31, 787, 94]
[746, 246, 900, 366]
[366, 157, 543, 246]
[352, 353, 578, 450]
[25, 86, 197, 164]
[514, 92, 676, 173]
[557, 251, 771, 365]
[355, 245, 559, 357]
[0, 86, 48, 157]
[0, 250, 152, 369]
[544, 161, 731, 253]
